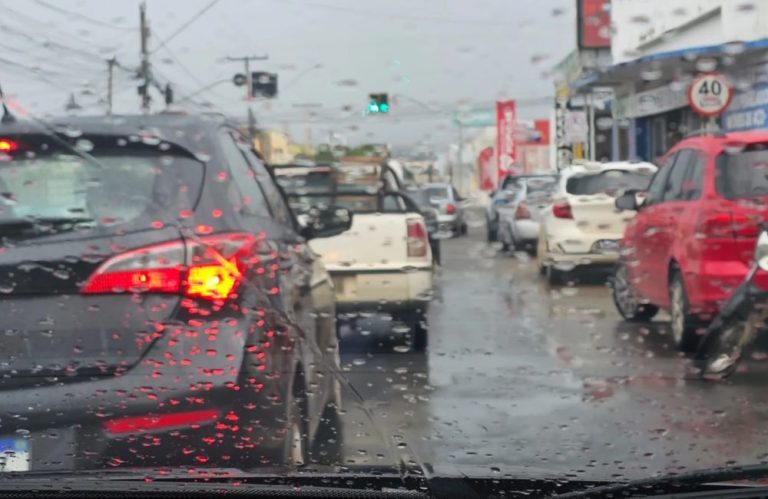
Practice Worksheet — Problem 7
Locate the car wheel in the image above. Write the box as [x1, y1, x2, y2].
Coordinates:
[536, 233, 549, 275]
[611, 265, 659, 322]
[460, 223, 468, 236]
[669, 271, 701, 353]
[281, 389, 308, 467]
[400, 309, 428, 352]
[310, 400, 344, 465]
[487, 219, 498, 242]
[546, 264, 563, 286]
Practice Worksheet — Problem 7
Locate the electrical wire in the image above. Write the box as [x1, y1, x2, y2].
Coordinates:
[31, 0, 138, 31]
[150, 0, 222, 54]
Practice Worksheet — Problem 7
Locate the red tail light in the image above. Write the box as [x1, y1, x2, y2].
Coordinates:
[552, 201, 573, 219]
[104, 409, 220, 435]
[0, 139, 19, 152]
[697, 212, 760, 239]
[407, 219, 428, 258]
[82, 233, 257, 300]
[515, 203, 531, 220]
[445, 202, 456, 215]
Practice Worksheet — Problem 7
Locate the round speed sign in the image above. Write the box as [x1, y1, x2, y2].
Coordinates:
[688, 73, 733, 117]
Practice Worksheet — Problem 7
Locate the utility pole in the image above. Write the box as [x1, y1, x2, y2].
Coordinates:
[139, 2, 151, 113]
[225, 55, 268, 140]
[106, 57, 116, 115]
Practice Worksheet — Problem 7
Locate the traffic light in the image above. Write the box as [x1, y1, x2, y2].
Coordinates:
[251, 72, 278, 98]
[367, 93, 389, 114]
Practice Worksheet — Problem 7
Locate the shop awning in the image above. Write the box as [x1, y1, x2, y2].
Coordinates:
[572, 38, 768, 92]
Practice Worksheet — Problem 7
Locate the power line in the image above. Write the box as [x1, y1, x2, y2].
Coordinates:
[32, 0, 138, 31]
[302, 1, 526, 27]
[150, 0, 222, 54]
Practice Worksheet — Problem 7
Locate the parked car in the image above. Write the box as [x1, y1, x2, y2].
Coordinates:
[275, 162, 434, 351]
[404, 186, 446, 266]
[537, 161, 656, 285]
[611, 131, 768, 351]
[486, 174, 555, 242]
[496, 175, 557, 253]
[422, 183, 468, 236]
[0, 114, 352, 471]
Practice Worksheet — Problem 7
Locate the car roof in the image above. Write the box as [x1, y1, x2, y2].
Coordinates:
[0, 113, 235, 153]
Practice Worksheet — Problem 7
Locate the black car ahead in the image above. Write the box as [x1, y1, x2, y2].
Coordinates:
[0, 114, 351, 472]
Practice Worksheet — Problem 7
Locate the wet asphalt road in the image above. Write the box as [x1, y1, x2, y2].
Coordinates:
[335, 220, 768, 481]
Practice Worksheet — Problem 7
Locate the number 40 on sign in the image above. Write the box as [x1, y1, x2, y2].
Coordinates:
[688, 72, 734, 117]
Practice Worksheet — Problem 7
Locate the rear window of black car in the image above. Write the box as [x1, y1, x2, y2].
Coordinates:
[716, 145, 768, 199]
[0, 145, 203, 228]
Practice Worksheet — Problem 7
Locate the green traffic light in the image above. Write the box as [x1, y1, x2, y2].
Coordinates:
[379, 103, 389, 113]
[368, 102, 380, 113]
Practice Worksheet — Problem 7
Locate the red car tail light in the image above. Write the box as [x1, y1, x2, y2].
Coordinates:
[82, 233, 257, 300]
[0, 139, 19, 152]
[515, 203, 531, 220]
[104, 409, 220, 435]
[552, 201, 573, 219]
[445, 202, 456, 215]
[407, 219, 428, 257]
[697, 212, 760, 239]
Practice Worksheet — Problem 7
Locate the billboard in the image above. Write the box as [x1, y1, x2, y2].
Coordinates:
[496, 100, 517, 178]
[578, 0, 611, 49]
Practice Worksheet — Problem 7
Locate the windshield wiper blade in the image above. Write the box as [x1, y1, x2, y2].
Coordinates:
[554, 464, 768, 498]
[0, 216, 95, 227]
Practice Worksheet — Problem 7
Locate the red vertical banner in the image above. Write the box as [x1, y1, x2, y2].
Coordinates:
[496, 100, 517, 180]
[477, 147, 496, 191]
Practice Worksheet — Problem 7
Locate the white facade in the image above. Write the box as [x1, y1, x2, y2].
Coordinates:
[611, 0, 768, 64]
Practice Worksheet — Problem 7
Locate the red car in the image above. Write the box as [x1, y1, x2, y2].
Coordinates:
[611, 130, 768, 351]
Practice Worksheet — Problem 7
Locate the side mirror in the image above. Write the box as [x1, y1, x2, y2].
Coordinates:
[615, 190, 640, 211]
[301, 205, 353, 239]
[755, 230, 768, 271]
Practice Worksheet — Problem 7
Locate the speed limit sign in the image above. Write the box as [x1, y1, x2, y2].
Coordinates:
[688, 73, 733, 117]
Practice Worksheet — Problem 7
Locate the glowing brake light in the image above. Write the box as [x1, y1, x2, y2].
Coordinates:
[81, 233, 257, 300]
[0, 139, 19, 152]
[104, 409, 220, 435]
[445, 202, 456, 215]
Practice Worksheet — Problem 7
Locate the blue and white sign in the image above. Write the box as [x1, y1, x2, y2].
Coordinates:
[723, 61, 768, 132]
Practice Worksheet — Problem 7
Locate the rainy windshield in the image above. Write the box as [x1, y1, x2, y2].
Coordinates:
[8, 0, 768, 496]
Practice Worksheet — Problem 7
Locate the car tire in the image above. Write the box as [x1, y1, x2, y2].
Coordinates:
[669, 270, 701, 353]
[487, 219, 498, 242]
[400, 309, 428, 352]
[281, 386, 309, 467]
[310, 400, 344, 465]
[460, 223, 468, 236]
[546, 265, 563, 286]
[611, 265, 659, 322]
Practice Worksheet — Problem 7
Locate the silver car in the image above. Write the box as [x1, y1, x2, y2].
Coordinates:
[423, 183, 468, 236]
[496, 175, 557, 253]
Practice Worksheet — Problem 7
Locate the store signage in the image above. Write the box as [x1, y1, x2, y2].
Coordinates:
[496, 100, 517, 177]
[578, 0, 611, 49]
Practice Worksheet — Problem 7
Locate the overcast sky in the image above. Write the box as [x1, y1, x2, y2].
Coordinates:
[0, 0, 575, 150]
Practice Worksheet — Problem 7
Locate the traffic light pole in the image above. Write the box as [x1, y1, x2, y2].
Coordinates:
[225, 55, 268, 141]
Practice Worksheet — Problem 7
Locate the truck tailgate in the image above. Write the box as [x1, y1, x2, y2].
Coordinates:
[309, 213, 422, 270]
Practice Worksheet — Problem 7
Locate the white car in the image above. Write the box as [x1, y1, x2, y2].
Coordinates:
[496, 175, 557, 253]
[537, 161, 657, 285]
[275, 161, 434, 351]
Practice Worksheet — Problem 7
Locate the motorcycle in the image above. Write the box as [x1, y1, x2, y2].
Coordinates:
[695, 228, 768, 379]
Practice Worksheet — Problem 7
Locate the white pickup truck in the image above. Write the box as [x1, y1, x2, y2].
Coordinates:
[274, 160, 434, 351]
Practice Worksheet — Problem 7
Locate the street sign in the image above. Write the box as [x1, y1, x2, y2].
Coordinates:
[233, 73, 247, 87]
[688, 73, 734, 117]
[453, 108, 495, 128]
